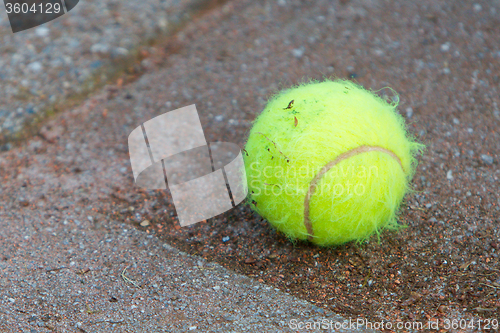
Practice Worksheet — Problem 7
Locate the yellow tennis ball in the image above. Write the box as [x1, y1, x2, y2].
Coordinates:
[244, 79, 423, 246]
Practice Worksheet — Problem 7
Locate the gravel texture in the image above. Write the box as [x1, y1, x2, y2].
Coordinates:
[0, 0, 221, 145]
[1, 0, 500, 331]
[0, 205, 349, 332]
[95, 0, 498, 328]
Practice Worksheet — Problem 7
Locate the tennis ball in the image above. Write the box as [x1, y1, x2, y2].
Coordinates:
[243, 79, 423, 246]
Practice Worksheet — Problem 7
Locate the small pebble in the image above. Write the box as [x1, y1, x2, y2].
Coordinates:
[35, 27, 50, 37]
[481, 154, 494, 165]
[446, 170, 453, 180]
[473, 3, 482, 12]
[405, 107, 413, 118]
[27, 62, 43, 73]
[140, 220, 150, 227]
[158, 17, 168, 31]
[452, 118, 460, 125]
[113, 47, 129, 57]
[91, 43, 109, 54]
[292, 48, 305, 58]
[440, 43, 450, 52]
[222, 236, 230, 242]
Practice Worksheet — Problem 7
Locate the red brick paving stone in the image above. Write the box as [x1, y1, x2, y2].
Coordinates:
[1, 0, 500, 331]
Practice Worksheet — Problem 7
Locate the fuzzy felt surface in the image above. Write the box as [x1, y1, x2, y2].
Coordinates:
[244, 79, 424, 246]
